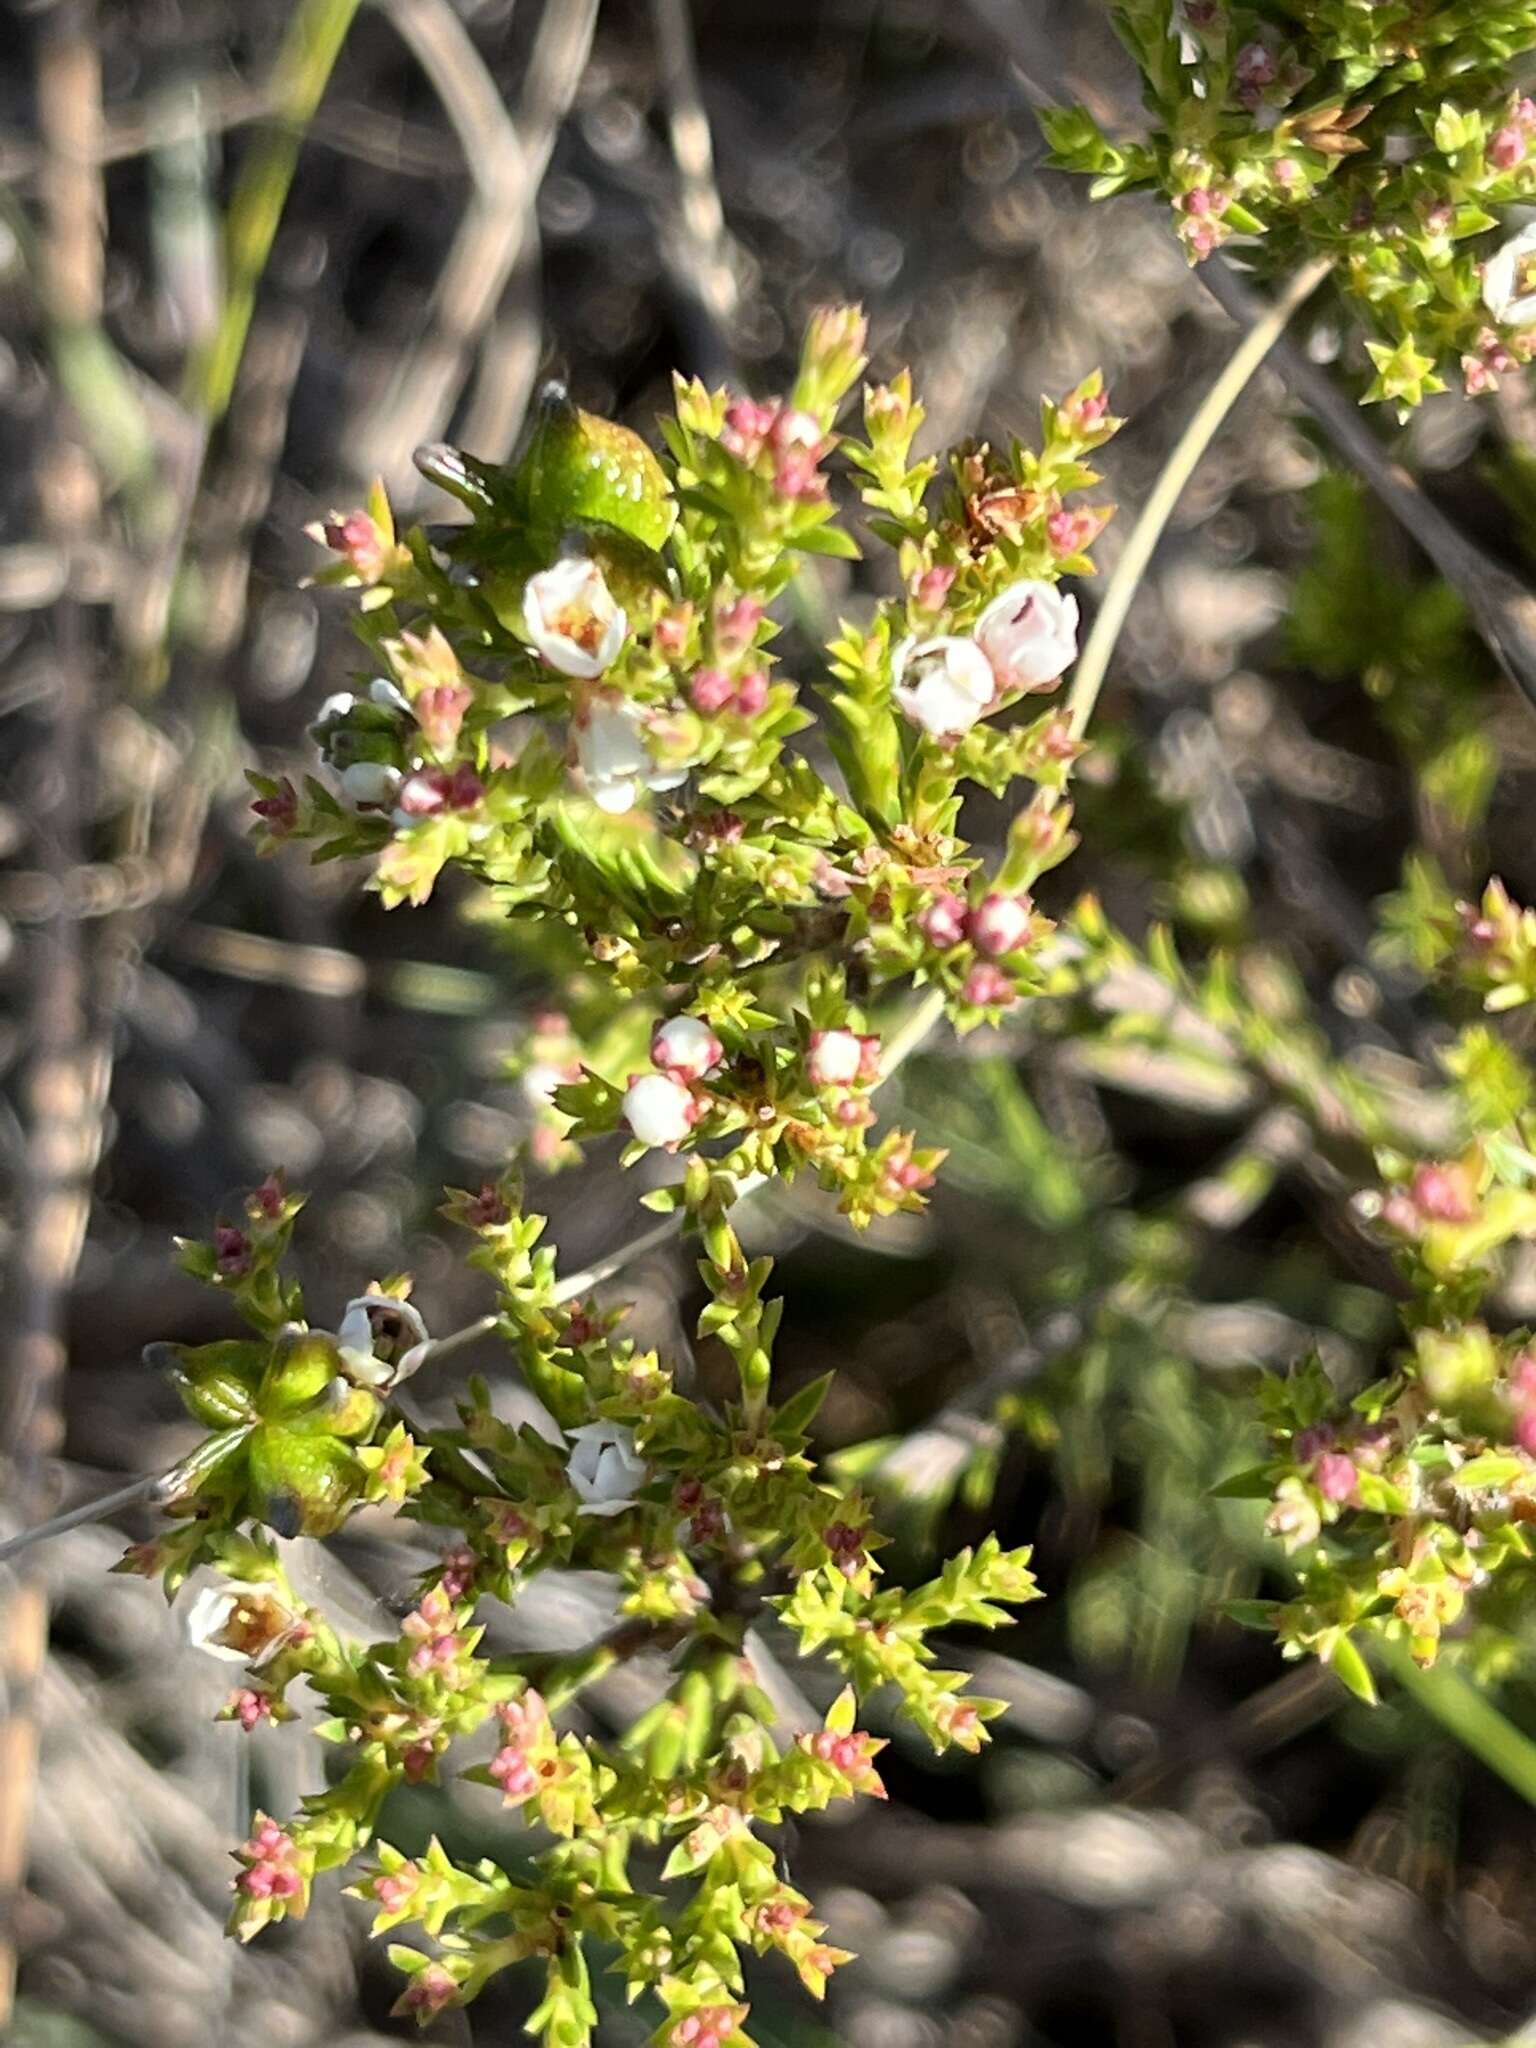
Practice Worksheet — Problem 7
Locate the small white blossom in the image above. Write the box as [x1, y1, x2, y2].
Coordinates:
[807, 1028, 865, 1088]
[340, 761, 402, 810]
[521, 1060, 574, 1110]
[1483, 222, 1536, 327]
[367, 675, 414, 717]
[565, 1421, 648, 1516]
[573, 699, 689, 814]
[317, 690, 357, 724]
[651, 1015, 723, 1082]
[336, 1293, 432, 1389]
[524, 559, 628, 678]
[892, 635, 996, 738]
[975, 581, 1079, 692]
[623, 1072, 696, 1148]
[185, 1580, 304, 1666]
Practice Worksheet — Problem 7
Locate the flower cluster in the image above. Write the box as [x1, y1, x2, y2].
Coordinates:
[1045, 1, 1536, 404]
[112, 308, 1110, 2042]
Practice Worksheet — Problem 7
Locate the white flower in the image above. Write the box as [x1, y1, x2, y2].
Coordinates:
[573, 699, 689, 814]
[1483, 222, 1536, 327]
[317, 690, 357, 724]
[521, 1060, 573, 1110]
[524, 559, 628, 678]
[807, 1028, 865, 1088]
[976, 580, 1079, 693]
[367, 675, 414, 717]
[185, 1580, 304, 1666]
[340, 760, 402, 810]
[336, 1293, 432, 1389]
[623, 1072, 696, 1148]
[565, 1421, 647, 1516]
[651, 1014, 723, 1082]
[892, 635, 996, 738]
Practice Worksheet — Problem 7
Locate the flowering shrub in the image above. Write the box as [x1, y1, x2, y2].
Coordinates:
[1044, 2, 1536, 404]
[128, 306, 1128, 2038]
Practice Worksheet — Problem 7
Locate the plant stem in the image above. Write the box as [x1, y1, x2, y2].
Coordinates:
[1387, 1647, 1536, 1808]
[1063, 256, 1333, 749]
[187, 0, 362, 424]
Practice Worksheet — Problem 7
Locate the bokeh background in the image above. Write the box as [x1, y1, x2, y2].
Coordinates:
[7, 3, 1536, 2045]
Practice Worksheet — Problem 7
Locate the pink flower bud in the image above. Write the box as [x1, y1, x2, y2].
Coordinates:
[721, 398, 778, 462]
[734, 669, 769, 716]
[912, 564, 957, 612]
[395, 1965, 460, 2020]
[655, 605, 693, 655]
[489, 1743, 538, 1799]
[1491, 126, 1527, 171]
[321, 509, 389, 582]
[416, 681, 473, 753]
[962, 962, 1015, 1007]
[439, 1545, 477, 1601]
[1410, 1162, 1475, 1223]
[690, 667, 735, 714]
[1464, 354, 1499, 396]
[968, 893, 1034, 958]
[227, 1687, 275, 1732]
[715, 595, 763, 652]
[774, 447, 826, 500]
[1047, 508, 1101, 557]
[1315, 1452, 1358, 1504]
[919, 891, 968, 950]
[374, 1864, 420, 1914]
[1063, 387, 1109, 430]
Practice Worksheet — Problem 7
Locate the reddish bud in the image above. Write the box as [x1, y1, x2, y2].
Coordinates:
[912, 564, 957, 612]
[919, 891, 968, 950]
[962, 962, 1016, 1007]
[734, 670, 769, 716]
[251, 778, 298, 835]
[690, 667, 736, 714]
[1491, 126, 1527, 170]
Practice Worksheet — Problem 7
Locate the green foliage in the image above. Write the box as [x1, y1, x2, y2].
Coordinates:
[125, 308, 1117, 2043]
[1046, 2, 1536, 407]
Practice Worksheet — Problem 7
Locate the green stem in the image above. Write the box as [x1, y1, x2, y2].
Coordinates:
[1062, 256, 1333, 750]
[187, 0, 362, 424]
[1386, 1646, 1536, 1808]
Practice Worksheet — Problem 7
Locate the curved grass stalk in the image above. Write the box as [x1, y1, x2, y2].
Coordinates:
[188, 0, 362, 424]
[1063, 256, 1333, 749]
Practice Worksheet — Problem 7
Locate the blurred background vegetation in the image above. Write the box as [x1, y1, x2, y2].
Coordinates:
[8, 2, 1536, 2044]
